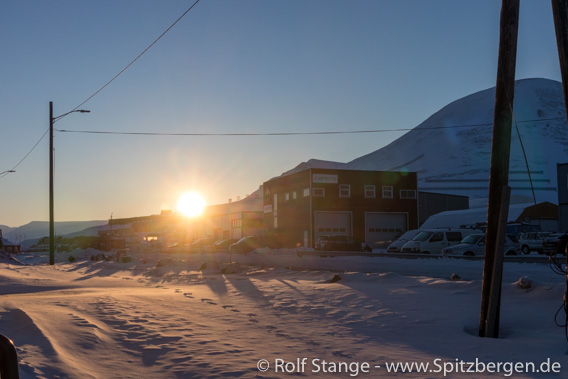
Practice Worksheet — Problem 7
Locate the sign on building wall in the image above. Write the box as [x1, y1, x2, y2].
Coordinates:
[263, 204, 273, 213]
[313, 174, 338, 184]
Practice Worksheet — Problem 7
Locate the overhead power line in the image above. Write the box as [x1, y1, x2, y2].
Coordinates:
[66, 0, 202, 117]
[0, 128, 50, 179]
[55, 116, 566, 137]
[1, 0, 202, 176]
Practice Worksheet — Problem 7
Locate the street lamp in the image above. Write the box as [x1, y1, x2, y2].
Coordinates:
[49, 101, 90, 265]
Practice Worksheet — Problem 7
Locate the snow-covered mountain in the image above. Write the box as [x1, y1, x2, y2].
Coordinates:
[282, 78, 568, 204]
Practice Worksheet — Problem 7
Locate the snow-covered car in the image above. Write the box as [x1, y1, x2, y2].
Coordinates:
[442, 233, 519, 257]
[387, 229, 420, 253]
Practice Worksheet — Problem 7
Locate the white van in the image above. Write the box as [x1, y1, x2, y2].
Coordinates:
[387, 229, 421, 253]
[400, 229, 482, 255]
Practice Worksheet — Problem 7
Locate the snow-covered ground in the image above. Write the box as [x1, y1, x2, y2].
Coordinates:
[1, 249, 567, 378]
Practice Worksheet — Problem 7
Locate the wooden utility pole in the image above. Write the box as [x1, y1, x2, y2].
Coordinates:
[552, 0, 568, 120]
[485, 185, 511, 337]
[479, 0, 520, 338]
[47, 103, 90, 265]
[49, 101, 55, 265]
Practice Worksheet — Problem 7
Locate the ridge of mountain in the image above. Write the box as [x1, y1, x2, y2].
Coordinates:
[280, 78, 567, 204]
[2, 220, 107, 243]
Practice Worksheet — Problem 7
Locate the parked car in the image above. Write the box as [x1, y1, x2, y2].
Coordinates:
[190, 237, 215, 249]
[442, 233, 520, 257]
[542, 233, 567, 255]
[387, 230, 420, 253]
[516, 232, 551, 254]
[401, 228, 482, 255]
[210, 238, 238, 250]
[315, 235, 372, 252]
[229, 236, 281, 254]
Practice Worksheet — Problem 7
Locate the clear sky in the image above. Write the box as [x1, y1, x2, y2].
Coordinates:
[0, 0, 563, 227]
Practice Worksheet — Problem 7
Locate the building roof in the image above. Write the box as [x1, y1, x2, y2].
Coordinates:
[420, 202, 558, 229]
[1, 237, 20, 247]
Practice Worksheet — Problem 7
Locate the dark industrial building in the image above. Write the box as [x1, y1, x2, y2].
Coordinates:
[263, 168, 419, 249]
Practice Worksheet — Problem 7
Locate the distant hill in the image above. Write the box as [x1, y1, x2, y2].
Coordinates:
[279, 78, 568, 204]
[0, 225, 15, 236]
[2, 220, 107, 244]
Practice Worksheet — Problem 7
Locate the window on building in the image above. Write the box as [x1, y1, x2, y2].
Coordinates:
[400, 189, 417, 199]
[292, 191, 297, 199]
[285, 193, 290, 201]
[273, 215, 278, 228]
[339, 184, 351, 198]
[382, 185, 393, 199]
[364, 185, 376, 198]
[313, 188, 325, 197]
[303, 188, 310, 197]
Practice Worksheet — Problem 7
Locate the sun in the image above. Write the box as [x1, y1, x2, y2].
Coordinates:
[177, 192, 206, 218]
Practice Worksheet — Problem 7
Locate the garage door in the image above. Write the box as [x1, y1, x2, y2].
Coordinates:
[314, 211, 352, 240]
[365, 212, 408, 249]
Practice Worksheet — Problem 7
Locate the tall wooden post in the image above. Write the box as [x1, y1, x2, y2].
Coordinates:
[479, 0, 520, 338]
[485, 185, 511, 337]
[49, 101, 55, 266]
[552, 0, 568, 121]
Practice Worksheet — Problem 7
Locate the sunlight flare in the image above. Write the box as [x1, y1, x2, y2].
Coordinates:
[177, 192, 206, 218]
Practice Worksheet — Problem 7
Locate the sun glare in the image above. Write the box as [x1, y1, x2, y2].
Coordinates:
[177, 192, 206, 218]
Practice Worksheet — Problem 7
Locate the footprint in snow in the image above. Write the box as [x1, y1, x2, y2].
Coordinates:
[333, 351, 353, 359]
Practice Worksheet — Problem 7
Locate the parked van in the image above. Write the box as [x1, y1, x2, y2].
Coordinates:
[400, 228, 481, 255]
[387, 229, 420, 253]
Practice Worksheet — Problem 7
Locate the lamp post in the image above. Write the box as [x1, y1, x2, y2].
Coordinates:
[49, 102, 90, 265]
